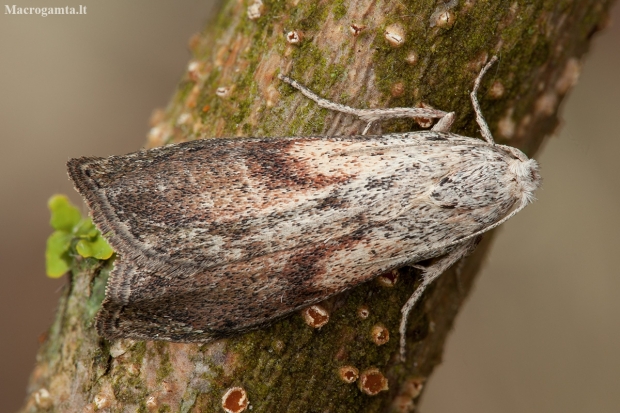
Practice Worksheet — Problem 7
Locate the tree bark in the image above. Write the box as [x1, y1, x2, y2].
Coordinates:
[22, 0, 614, 412]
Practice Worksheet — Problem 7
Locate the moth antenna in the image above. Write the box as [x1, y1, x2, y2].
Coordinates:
[470, 55, 499, 145]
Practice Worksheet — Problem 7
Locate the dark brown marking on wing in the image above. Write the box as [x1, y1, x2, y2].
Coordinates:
[241, 139, 351, 191]
[278, 227, 368, 301]
[316, 195, 351, 210]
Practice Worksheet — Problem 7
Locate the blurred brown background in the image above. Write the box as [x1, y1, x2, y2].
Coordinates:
[0, 1, 618, 412]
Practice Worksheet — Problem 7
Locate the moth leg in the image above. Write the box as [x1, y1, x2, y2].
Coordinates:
[399, 237, 479, 362]
[431, 112, 456, 132]
[278, 74, 449, 130]
[362, 121, 374, 135]
[470, 56, 499, 145]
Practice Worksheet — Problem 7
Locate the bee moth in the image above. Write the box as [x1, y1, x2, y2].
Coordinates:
[68, 56, 540, 361]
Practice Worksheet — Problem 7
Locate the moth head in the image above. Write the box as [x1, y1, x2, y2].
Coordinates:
[501, 145, 541, 205]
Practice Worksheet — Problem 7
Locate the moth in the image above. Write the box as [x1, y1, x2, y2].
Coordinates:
[68, 57, 540, 361]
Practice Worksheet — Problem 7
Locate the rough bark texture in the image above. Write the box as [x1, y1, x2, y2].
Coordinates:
[21, 0, 614, 412]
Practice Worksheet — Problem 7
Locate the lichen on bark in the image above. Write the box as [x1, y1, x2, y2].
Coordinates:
[21, 0, 614, 412]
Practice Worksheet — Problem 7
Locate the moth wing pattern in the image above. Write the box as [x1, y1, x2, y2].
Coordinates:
[68, 132, 536, 341]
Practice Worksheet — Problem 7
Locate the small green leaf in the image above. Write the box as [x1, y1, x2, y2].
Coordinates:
[76, 234, 113, 260]
[48, 195, 82, 232]
[75, 218, 98, 238]
[45, 194, 113, 277]
[46, 231, 73, 278]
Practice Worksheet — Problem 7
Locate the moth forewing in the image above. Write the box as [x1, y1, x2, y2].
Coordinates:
[67, 56, 541, 361]
[68, 131, 539, 344]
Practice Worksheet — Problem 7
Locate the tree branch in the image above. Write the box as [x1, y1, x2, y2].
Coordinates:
[21, 0, 614, 411]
